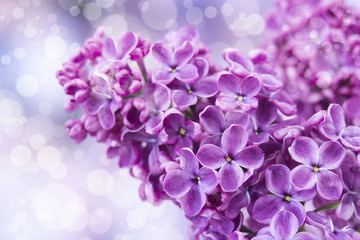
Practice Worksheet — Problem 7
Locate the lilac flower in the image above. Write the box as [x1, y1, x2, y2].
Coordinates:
[253, 211, 317, 240]
[216, 72, 262, 112]
[121, 97, 149, 131]
[163, 148, 218, 216]
[252, 164, 316, 225]
[113, 67, 143, 96]
[82, 72, 123, 130]
[223, 49, 283, 91]
[65, 119, 87, 143]
[228, 231, 248, 240]
[289, 136, 346, 200]
[336, 156, 360, 221]
[169, 58, 218, 110]
[319, 104, 360, 151]
[199, 105, 249, 146]
[197, 124, 264, 192]
[306, 211, 360, 240]
[159, 110, 200, 152]
[248, 99, 278, 145]
[151, 41, 198, 85]
[144, 82, 171, 134]
[102, 32, 137, 61]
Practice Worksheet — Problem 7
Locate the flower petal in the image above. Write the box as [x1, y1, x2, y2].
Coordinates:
[197, 144, 226, 169]
[241, 76, 261, 98]
[103, 37, 118, 59]
[210, 213, 235, 235]
[153, 84, 171, 111]
[328, 104, 346, 134]
[256, 99, 278, 127]
[224, 50, 253, 77]
[317, 170, 343, 200]
[174, 41, 194, 67]
[221, 124, 248, 157]
[217, 73, 241, 96]
[283, 200, 306, 225]
[180, 184, 206, 216]
[225, 111, 250, 128]
[179, 148, 199, 177]
[292, 232, 318, 240]
[290, 165, 317, 190]
[341, 126, 360, 151]
[172, 89, 197, 109]
[270, 211, 298, 240]
[265, 164, 291, 196]
[252, 195, 284, 224]
[192, 76, 218, 98]
[163, 170, 193, 198]
[199, 106, 225, 135]
[151, 42, 172, 66]
[318, 141, 346, 169]
[291, 186, 317, 202]
[175, 64, 198, 83]
[191, 57, 209, 79]
[117, 32, 137, 60]
[98, 103, 115, 130]
[152, 68, 174, 85]
[225, 191, 248, 219]
[336, 193, 354, 220]
[199, 167, 218, 193]
[288, 136, 318, 166]
[260, 74, 283, 91]
[219, 162, 244, 192]
[83, 91, 107, 115]
[216, 95, 238, 111]
[234, 146, 264, 169]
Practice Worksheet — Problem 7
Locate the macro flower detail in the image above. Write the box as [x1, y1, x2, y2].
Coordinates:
[216, 72, 262, 112]
[289, 136, 346, 200]
[197, 124, 264, 192]
[151, 41, 198, 85]
[163, 148, 218, 216]
[252, 164, 316, 225]
[319, 104, 360, 151]
[159, 110, 199, 152]
[252, 211, 317, 240]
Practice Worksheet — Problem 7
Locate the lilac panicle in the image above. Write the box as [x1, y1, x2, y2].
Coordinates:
[58, 11, 360, 239]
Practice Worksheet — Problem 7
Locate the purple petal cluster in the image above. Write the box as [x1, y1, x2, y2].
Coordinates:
[58, 3, 360, 239]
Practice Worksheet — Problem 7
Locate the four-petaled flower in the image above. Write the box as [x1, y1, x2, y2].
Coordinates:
[252, 164, 316, 225]
[151, 41, 198, 85]
[163, 148, 219, 216]
[289, 136, 346, 200]
[197, 124, 264, 192]
[216, 72, 262, 112]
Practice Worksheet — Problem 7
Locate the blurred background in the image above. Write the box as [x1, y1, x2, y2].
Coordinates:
[0, 0, 357, 239]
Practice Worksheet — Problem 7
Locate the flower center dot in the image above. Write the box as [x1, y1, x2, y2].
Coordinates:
[226, 157, 232, 162]
[238, 95, 244, 101]
[313, 166, 319, 172]
[196, 176, 200, 181]
[284, 196, 291, 202]
[188, 89, 193, 94]
[179, 128, 186, 135]
[255, 131, 259, 135]
[172, 68, 176, 72]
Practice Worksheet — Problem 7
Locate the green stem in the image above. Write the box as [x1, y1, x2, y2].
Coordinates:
[137, 59, 148, 82]
[314, 201, 340, 212]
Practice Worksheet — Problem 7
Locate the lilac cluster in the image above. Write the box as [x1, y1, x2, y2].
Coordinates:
[58, 9, 360, 240]
[266, 0, 360, 121]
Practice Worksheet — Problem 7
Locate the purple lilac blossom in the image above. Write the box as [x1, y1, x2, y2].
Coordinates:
[289, 136, 346, 200]
[57, 12, 360, 239]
